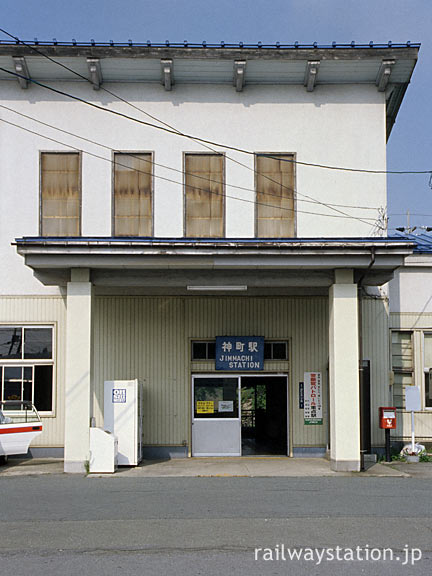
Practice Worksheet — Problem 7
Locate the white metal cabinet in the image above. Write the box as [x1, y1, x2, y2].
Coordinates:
[104, 379, 143, 465]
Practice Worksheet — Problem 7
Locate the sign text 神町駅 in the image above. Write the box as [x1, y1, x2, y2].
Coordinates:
[216, 336, 264, 371]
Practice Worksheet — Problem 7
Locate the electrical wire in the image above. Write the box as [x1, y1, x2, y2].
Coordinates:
[0, 66, 381, 226]
[0, 115, 378, 222]
[0, 28, 390, 227]
[0, 29, 429, 176]
[0, 103, 380, 213]
[389, 213, 432, 217]
[1, 64, 429, 177]
[0, 29, 390, 228]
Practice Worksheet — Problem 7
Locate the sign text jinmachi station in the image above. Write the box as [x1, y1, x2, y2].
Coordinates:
[216, 336, 264, 371]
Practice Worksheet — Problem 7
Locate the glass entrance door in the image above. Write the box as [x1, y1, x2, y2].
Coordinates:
[192, 376, 241, 456]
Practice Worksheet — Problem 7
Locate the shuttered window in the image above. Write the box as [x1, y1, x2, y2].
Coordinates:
[114, 153, 153, 236]
[185, 154, 224, 237]
[391, 331, 414, 409]
[41, 152, 80, 236]
[256, 154, 295, 238]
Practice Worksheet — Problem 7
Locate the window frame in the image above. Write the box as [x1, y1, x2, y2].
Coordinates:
[39, 150, 82, 237]
[254, 152, 297, 238]
[0, 324, 56, 416]
[390, 329, 414, 410]
[183, 151, 226, 238]
[264, 340, 289, 361]
[111, 150, 155, 237]
[423, 331, 432, 410]
[190, 339, 289, 362]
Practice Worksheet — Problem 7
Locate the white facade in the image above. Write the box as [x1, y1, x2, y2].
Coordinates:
[0, 43, 419, 471]
[0, 82, 388, 296]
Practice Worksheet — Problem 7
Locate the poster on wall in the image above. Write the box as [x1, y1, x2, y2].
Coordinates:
[304, 372, 322, 425]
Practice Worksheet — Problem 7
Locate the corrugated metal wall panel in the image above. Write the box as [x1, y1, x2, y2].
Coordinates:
[390, 313, 432, 330]
[0, 296, 66, 447]
[93, 297, 188, 445]
[94, 296, 331, 450]
[0, 295, 392, 451]
[361, 296, 390, 446]
[394, 411, 432, 441]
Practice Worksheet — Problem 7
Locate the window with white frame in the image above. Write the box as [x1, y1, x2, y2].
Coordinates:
[0, 326, 54, 412]
[424, 333, 432, 409]
[391, 331, 414, 409]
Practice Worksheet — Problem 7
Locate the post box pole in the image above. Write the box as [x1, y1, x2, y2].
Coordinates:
[385, 428, 391, 462]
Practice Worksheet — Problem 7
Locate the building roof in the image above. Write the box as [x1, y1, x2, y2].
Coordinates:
[15, 236, 415, 289]
[395, 232, 432, 253]
[0, 41, 419, 139]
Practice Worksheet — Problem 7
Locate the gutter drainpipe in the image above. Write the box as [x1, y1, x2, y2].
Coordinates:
[358, 247, 375, 471]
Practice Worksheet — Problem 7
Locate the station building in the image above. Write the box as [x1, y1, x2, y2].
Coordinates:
[0, 41, 420, 472]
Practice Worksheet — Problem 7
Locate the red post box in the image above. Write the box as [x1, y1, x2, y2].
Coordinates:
[379, 407, 397, 429]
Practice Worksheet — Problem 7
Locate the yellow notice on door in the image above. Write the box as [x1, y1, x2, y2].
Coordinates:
[196, 400, 214, 414]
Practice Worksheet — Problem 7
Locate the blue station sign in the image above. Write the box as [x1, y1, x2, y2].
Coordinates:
[215, 336, 265, 371]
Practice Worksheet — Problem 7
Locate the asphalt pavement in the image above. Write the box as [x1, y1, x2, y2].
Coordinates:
[1, 472, 431, 575]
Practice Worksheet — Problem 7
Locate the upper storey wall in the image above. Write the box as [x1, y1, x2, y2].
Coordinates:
[0, 80, 386, 294]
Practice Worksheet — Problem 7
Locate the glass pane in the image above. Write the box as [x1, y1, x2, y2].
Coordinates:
[272, 342, 287, 360]
[0, 327, 22, 359]
[425, 372, 432, 409]
[392, 331, 413, 370]
[207, 342, 216, 359]
[23, 381, 32, 402]
[34, 365, 53, 411]
[393, 384, 404, 409]
[194, 377, 238, 419]
[24, 328, 52, 359]
[394, 372, 413, 387]
[3, 366, 22, 402]
[192, 342, 207, 360]
[264, 343, 272, 359]
[425, 334, 432, 368]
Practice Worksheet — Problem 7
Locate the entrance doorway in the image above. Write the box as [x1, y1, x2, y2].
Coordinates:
[191, 374, 288, 457]
[241, 376, 287, 455]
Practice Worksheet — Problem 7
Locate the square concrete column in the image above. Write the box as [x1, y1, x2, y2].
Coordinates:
[64, 269, 93, 473]
[329, 269, 360, 472]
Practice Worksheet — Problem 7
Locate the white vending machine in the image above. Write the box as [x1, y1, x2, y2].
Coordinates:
[104, 379, 143, 466]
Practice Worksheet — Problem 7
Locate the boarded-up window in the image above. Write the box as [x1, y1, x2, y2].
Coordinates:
[256, 154, 295, 238]
[185, 154, 224, 237]
[391, 331, 414, 409]
[41, 153, 80, 236]
[114, 153, 152, 236]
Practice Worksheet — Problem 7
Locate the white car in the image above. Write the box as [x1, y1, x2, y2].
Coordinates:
[0, 401, 43, 464]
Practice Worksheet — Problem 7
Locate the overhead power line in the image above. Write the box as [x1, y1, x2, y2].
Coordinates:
[389, 213, 432, 217]
[0, 115, 378, 223]
[0, 28, 390, 228]
[0, 65, 382, 226]
[0, 103, 380, 213]
[0, 63, 429, 176]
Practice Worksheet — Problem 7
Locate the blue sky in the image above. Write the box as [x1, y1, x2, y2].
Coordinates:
[1, 0, 431, 232]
